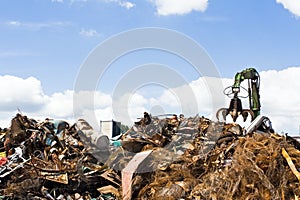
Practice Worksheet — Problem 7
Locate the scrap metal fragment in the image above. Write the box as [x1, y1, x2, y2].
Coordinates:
[122, 150, 152, 200]
[97, 185, 120, 198]
[0, 151, 31, 178]
[41, 186, 55, 200]
[282, 147, 300, 183]
[100, 169, 121, 187]
[40, 171, 68, 184]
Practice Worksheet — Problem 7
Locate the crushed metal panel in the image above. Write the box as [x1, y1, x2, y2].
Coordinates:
[100, 169, 121, 187]
[97, 185, 120, 197]
[122, 150, 152, 200]
[40, 171, 69, 184]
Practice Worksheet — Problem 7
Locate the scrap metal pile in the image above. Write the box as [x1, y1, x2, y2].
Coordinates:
[1, 112, 300, 199]
[0, 113, 121, 199]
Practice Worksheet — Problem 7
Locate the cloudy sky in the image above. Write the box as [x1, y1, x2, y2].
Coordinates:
[0, 0, 300, 135]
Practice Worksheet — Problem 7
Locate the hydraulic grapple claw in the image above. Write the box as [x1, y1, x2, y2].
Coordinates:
[216, 95, 255, 122]
[216, 108, 254, 122]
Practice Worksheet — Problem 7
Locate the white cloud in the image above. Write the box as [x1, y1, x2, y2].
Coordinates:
[119, 1, 135, 9]
[79, 28, 99, 37]
[42, 90, 74, 118]
[6, 21, 21, 26]
[70, 0, 88, 3]
[158, 90, 180, 107]
[0, 76, 46, 111]
[73, 90, 112, 111]
[149, 0, 208, 16]
[5, 20, 71, 30]
[259, 67, 300, 133]
[105, 0, 135, 9]
[51, 0, 64, 3]
[0, 49, 35, 57]
[0, 75, 112, 129]
[129, 93, 148, 106]
[276, 0, 300, 17]
[63, 0, 134, 9]
[1, 67, 300, 135]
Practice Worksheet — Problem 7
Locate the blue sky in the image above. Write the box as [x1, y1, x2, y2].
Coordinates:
[0, 0, 300, 134]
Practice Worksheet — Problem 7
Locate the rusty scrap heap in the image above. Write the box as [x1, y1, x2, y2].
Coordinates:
[0, 112, 300, 199]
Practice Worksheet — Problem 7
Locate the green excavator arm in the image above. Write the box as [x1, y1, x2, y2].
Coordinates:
[232, 68, 261, 119]
[216, 68, 261, 122]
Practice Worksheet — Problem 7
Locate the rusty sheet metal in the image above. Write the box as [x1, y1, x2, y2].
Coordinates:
[40, 171, 68, 184]
[97, 185, 120, 197]
[122, 150, 153, 200]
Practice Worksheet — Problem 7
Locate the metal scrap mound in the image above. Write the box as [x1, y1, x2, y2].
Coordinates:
[0, 112, 300, 200]
[135, 117, 300, 200]
[0, 113, 121, 200]
[138, 133, 300, 200]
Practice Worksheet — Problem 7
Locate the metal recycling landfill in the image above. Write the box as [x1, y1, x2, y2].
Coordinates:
[0, 112, 300, 199]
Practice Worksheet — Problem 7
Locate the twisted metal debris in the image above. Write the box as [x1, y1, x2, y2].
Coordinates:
[0, 112, 299, 200]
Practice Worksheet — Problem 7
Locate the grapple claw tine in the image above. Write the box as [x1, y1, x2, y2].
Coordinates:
[221, 110, 227, 121]
[216, 108, 229, 122]
[230, 111, 238, 122]
[242, 111, 248, 122]
[241, 109, 255, 122]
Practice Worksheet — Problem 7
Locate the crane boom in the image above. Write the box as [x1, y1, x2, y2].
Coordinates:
[232, 68, 261, 119]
